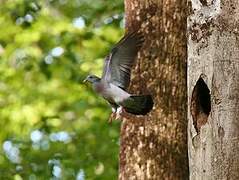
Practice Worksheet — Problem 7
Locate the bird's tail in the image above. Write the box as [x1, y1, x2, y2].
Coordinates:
[121, 95, 154, 115]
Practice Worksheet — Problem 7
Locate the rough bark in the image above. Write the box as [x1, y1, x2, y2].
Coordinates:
[188, 0, 239, 179]
[119, 0, 188, 179]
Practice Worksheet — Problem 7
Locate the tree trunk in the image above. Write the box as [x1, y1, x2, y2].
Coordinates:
[188, 0, 239, 179]
[119, 0, 188, 179]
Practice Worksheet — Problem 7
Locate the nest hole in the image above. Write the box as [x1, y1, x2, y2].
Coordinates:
[190, 77, 211, 133]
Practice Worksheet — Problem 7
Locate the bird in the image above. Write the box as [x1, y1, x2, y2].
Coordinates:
[84, 31, 153, 122]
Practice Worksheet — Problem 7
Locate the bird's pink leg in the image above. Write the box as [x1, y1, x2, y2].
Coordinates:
[108, 107, 117, 124]
[115, 107, 123, 120]
[108, 112, 116, 124]
[108, 107, 126, 123]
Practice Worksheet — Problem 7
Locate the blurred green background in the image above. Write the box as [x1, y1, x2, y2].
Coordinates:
[0, 0, 124, 179]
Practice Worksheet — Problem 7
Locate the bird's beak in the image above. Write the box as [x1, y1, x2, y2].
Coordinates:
[83, 78, 87, 83]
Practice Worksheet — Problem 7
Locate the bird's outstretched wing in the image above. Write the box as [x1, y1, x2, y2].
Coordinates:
[101, 31, 144, 90]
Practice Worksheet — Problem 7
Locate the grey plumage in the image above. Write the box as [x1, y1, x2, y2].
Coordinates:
[102, 31, 145, 90]
[84, 31, 153, 117]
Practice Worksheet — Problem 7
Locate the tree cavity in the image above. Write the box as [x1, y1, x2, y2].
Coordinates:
[191, 76, 211, 133]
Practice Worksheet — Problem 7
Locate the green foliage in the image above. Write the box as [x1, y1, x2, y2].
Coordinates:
[0, 0, 124, 179]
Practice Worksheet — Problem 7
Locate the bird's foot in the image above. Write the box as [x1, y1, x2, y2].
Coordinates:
[108, 107, 125, 124]
[115, 107, 124, 120]
[108, 112, 116, 124]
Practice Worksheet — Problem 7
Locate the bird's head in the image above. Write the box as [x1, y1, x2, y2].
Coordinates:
[83, 75, 101, 84]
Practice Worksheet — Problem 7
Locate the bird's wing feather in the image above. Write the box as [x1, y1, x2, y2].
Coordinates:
[102, 31, 144, 90]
